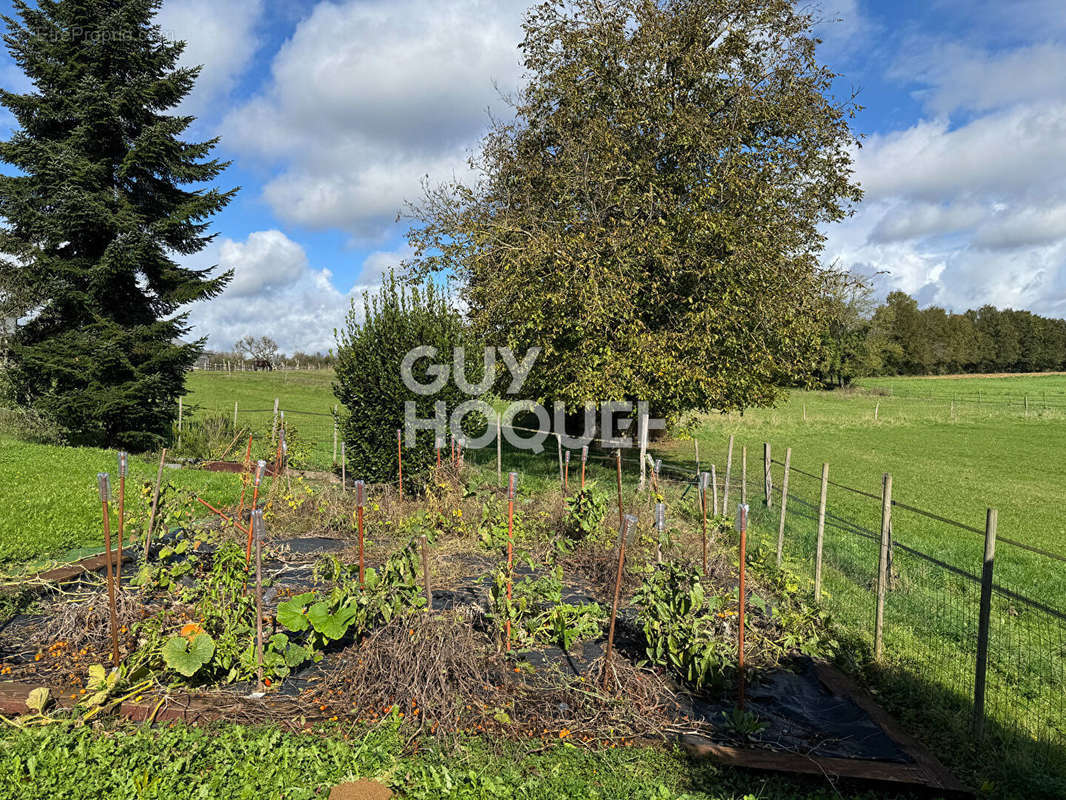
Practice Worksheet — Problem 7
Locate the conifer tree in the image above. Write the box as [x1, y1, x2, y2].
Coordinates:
[0, 0, 234, 448]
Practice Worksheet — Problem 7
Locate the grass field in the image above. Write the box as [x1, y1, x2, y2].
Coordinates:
[0, 436, 249, 567]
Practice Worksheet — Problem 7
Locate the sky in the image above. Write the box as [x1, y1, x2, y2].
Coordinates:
[2, 0, 1065, 354]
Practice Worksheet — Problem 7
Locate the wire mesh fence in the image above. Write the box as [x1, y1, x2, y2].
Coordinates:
[730, 447, 1066, 781]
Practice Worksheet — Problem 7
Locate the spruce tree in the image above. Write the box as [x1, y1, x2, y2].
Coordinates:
[0, 0, 234, 449]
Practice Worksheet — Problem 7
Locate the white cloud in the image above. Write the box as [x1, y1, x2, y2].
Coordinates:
[223, 0, 528, 240]
[825, 87, 1066, 313]
[156, 0, 266, 116]
[222, 230, 309, 296]
[184, 233, 414, 354]
[892, 42, 1066, 116]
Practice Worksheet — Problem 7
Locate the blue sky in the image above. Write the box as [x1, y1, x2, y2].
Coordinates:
[2, 0, 1065, 354]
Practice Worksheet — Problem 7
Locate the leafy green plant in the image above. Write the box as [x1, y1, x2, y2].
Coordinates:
[161, 632, 216, 678]
[562, 485, 608, 540]
[489, 564, 605, 650]
[633, 563, 732, 689]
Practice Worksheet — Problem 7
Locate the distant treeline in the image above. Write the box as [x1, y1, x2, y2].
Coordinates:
[816, 291, 1066, 387]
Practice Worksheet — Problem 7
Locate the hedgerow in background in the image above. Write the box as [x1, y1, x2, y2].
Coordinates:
[334, 272, 477, 490]
[0, 0, 235, 450]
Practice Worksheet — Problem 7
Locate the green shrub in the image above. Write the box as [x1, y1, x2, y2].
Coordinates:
[562, 484, 609, 539]
[334, 272, 478, 491]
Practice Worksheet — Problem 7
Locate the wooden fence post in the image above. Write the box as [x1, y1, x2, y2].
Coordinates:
[741, 446, 747, 506]
[723, 435, 734, 512]
[332, 406, 338, 465]
[776, 447, 791, 567]
[875, 473, 893, 660]
[556, 432, 564, 491]
[638, 412, 649, 490]
[973, 508, 998, 741]
[272, 398, 279, 438]
[710, 464, 719, 516]
[763, 442, 772, 509]
[496, 412, 502, 486]
[234, 401, 239, 428]
[177, 396, 183, 448]
[694, 439, 700, 476]
[814, 462, 828, 602]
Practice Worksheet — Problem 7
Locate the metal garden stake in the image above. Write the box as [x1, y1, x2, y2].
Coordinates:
[355, 480, 366, 586]
[736, 503, 750, 708]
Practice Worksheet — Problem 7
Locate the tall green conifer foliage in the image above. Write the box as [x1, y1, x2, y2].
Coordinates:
[0, 0, 234, 449]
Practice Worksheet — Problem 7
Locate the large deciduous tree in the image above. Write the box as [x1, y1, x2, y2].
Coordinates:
[406, 0, 862, 421]
[0, 0, 234, 449]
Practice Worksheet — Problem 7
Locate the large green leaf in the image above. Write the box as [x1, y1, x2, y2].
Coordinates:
[276, 592, 315, 632]
[162, 633, 216, 677]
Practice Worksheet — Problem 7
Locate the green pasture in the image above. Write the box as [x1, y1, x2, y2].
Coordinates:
[0, 436, 246, 568]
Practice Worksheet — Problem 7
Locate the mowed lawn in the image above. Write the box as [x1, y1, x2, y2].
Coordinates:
[0, 437, 246, 567]
[658, 377, 1066, 608]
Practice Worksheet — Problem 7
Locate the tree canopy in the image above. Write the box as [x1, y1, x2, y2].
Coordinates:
[0, 0, 234, 449]
[406, 0, 862, 421]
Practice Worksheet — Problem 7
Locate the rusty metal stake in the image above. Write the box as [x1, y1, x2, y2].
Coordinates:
[245, 461, 266, 568]
[98, 474, 120, 667]
[253, 509, 265, 690]
[736, 503, 750, 709]
[604, 514, 636, 690]
[615, 449, 623, 529]
[436, 436, 442, 468]
[564, 450, 570, 495]
[397, 428, 404, 494]
[581, 445, 587, 490]
[355, 480, 366, 587]
[506, 472, 516, 652]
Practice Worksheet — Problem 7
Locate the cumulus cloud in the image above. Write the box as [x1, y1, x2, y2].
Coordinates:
[823, 0, 1066, 318]
[156, 0, 266, 116]
[184, 233, 415, 354]
[223, 0, 528, 240]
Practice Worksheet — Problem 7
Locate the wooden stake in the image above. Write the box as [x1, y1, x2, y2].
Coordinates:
[736, 503, 749, 708]
[814, 463, 828, 602]
[97, 474, 119, 667]
[332, 406, 338, 465]
[116, 452, 127, 585]
[973, 508, 998, 741]
[144, 448, 167, 561]
[710, 465, 719, 516]
[776, 447, 791, 567]
[397, 429, 404, 494]
[638, 412, 649, 490]
[741, 446, 747, 506]
[723, 435, 734, 512]
[341, 441, 346, 490]
[763, 442, 772, 509]
[604, 514, 636, 690]
[556, 432, 564, 490]
[699, 472, 709, 575]
[234, 401, 239, 428]
[694, 439, 700, 475]
[875, 473, 892, 660]
[496, 412, 502, 486]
